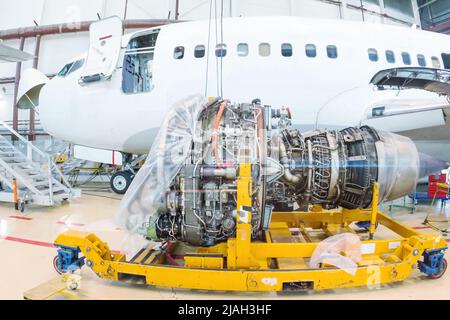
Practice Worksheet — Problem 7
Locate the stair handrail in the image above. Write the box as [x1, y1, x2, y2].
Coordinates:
[0, 120, 72, 195]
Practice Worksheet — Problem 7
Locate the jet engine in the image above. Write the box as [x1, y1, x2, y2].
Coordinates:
[118, 96, 421, 246]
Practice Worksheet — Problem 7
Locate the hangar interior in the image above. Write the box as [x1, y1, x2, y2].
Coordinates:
[0, 0, 450, 300]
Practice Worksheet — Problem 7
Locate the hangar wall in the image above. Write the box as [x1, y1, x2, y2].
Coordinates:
[0, 0, 421, 123]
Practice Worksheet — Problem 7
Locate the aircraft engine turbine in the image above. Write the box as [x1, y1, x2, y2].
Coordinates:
[118, 96, 426, 246]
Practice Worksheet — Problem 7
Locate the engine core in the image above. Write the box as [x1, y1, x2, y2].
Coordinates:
[118, 96, 419, 246]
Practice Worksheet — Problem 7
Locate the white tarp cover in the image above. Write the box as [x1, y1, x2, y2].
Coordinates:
[116, 95, 209, 237]
[309, 233, 362, 275]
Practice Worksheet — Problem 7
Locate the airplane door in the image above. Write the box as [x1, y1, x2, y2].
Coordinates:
[79, 16, 123, 84]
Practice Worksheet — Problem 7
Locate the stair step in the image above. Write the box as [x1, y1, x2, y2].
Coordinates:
[3, 157, 25, 162]
[42, 187, 67, 194]
[0, 132, 74, 207]
[33, 181, 51, 187]
[21, 168, 42, 173]
[0, 151, 21, 155]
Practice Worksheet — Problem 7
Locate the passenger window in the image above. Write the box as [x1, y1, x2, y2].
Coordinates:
[305, 44, 316, 58]
[173, 46, 184, 59]
[401, 52, 411, 65]
[368, 48, 378, 62]
[386, 50, 395, 64]
[281, 43, 292, 57]
[432, 56, 441, 68]
[327, 45, 338, 59]
[122, 32, 159, 94]
[417, 54, 426, 67]
[259, 43, 271, 57]
[237, 43, 248, 57]
[442, 53, 450, 69]
[215, 43, 227, 57]
[194, 45, 205, 58]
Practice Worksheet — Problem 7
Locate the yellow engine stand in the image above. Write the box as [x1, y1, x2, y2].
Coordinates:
[53, 164, 448, 292]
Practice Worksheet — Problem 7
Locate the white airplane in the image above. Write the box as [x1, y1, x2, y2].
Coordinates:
[16, 16, 450, 193]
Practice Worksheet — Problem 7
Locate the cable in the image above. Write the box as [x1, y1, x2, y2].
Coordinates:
[82, 192, 123, 201]
[220, 0, 224, 97]
[204, 0, 213, 96]
[214, 0, 219, 97]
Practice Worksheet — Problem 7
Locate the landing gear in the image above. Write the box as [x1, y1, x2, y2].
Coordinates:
[109, 152, 144, 194]
[110, 171, 134, 194]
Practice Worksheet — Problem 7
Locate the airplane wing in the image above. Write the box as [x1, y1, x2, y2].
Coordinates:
[0, 40, 34, 63]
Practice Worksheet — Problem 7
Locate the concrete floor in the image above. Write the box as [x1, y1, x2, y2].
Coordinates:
[0, 186, 449, 300]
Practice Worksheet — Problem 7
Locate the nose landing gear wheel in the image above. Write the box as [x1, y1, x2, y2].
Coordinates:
[110, 171, 133, 194]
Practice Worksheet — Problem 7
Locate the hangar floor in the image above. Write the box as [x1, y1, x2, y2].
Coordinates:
[0, 184, 449, 300]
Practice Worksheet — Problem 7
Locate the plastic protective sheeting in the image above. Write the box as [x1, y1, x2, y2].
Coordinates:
[116, 95, 209, 237]
[309, 233, 362, 275]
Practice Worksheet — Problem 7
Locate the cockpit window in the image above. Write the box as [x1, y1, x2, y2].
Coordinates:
[57, 58, 85, 77]
[122, 31, 159, 94]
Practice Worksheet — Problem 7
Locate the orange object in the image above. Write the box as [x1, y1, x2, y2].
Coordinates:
[212, 101, 227, 167]
[12, 178, 18, 210]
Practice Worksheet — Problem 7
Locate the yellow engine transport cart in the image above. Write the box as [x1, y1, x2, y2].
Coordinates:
[53, 164, 448, 292]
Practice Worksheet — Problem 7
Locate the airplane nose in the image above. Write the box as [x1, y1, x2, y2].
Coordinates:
[418, 152, 449, 178]
[17, 68, 48, 111]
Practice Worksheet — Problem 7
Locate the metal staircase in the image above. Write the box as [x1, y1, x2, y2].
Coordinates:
[0, 120, 79, 210]
[51, 143, 87, 175]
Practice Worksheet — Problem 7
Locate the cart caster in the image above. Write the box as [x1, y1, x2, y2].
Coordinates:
[53, 255, 64, 275]
[419, 249, 448, 279]
[68, 281, 79, 291]
[429, 258, 447, 279]
[17, 200, 25, 213]
[53, 246, 85, 275]
[110, 171, 134, 194]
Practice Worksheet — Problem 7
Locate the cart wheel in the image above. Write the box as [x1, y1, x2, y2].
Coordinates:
[53, 255, 64, 275]
[18, 200, 25, 213]
[429, 258, 447, 279]
[68, 282, 78, 291]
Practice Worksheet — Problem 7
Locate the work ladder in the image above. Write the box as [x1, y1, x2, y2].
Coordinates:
[0, 121, 78, 210]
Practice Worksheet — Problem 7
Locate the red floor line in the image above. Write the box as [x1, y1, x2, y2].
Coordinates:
[9, 215, 32, 221]
[413, 226, 431, 229]
[2, 235, 123, 254]
[446, 239, 450, 243]
[2, 235, 54, 248]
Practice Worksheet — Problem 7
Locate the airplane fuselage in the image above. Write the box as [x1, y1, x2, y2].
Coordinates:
[38, 17, 450, 157]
